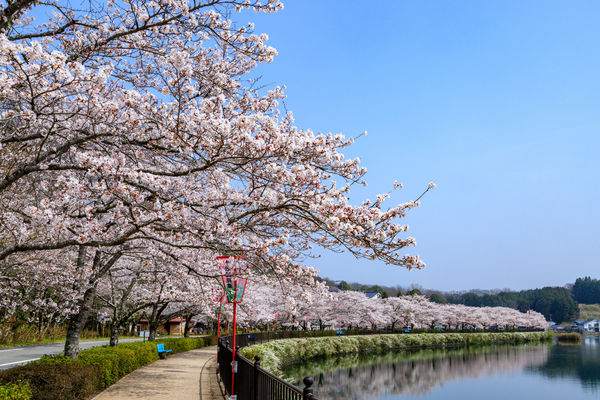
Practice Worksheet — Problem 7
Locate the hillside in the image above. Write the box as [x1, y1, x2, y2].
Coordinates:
[578, 304, 600, 320]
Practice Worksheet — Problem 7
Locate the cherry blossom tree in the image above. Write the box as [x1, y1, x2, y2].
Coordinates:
[1, 0, 437, 357]
[312, 291, 548, 331]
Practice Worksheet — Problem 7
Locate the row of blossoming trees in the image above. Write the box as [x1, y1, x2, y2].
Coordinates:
[0, 0, 548, 357]
[0, 0, 438, 358]
[228, 282, 548, 331]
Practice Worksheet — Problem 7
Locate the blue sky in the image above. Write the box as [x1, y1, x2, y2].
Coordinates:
[241, 1, 600, 291]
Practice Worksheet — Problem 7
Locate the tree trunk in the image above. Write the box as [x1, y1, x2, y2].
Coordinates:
[147, 303, 168, 342]
[109, 324, 120, 347]
[184, 314, 193, 338]
[148, 304, 159, 341]
[64, 286, 96, 358]
[148, 321, 158, 341]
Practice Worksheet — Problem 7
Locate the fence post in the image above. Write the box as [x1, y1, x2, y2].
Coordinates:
[253, 355, 260, 400]
[303, 376, 314, 400]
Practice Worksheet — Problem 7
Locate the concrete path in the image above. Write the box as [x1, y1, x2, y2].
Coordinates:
[92, 345, 225, 400]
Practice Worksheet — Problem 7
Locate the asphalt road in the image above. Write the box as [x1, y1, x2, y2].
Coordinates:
[0, 338, 145, 370]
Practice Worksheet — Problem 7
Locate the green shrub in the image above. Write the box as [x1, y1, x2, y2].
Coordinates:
[0, 381, 32, 400]
[0, 362, 99, 400]
[156, 337, 205, 353]
[0, 336, 214, 400]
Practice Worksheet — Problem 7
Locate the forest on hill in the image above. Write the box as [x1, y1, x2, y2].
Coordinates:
[321, 276, 600, 324]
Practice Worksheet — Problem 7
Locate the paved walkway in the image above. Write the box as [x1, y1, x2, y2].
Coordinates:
[92, 346, 225, 400]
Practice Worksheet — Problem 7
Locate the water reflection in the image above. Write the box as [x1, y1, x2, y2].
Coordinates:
[528, 335, 600, 392]
[283, 345, 551, 399]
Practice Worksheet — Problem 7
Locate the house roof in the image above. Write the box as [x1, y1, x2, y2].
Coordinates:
[365, 292, 381, 299]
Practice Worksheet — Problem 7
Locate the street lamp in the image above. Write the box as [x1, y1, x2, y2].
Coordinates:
[215, 294, 225, 369]
[217, 255, 248, 400]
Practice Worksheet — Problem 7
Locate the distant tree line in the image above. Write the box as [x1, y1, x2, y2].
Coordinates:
[571, 277, 600, 304]
[437, 287, 579, 323]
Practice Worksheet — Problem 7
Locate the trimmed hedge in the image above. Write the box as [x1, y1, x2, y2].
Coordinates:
[240, 331, 554, 375]
[0, 381, 32, 400]
[0, 336, 215, 400]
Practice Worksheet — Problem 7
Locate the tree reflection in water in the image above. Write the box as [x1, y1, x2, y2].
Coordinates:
[528, 335, 600, 393]
[282, 345, 551, 400]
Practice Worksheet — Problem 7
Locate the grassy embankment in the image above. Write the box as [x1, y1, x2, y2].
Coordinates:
[578, 304, 600, 320]
[240, 331, 553, 375]
[0, 324, 137, 347]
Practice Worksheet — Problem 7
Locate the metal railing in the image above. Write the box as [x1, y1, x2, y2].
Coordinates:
[218, 332, 327, 400]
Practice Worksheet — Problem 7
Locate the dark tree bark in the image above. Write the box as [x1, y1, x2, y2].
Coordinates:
[64, 286, 96, 358]
[184, 314, 194, 338]
[63, 248, 123, 358]
[109, 325, 120, 347]
[148, 303, 168, 341]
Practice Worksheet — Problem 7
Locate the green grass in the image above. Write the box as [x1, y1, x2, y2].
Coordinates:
[0, 336, 140, 348]
[240, 331, 554, 375]
[578, 304, 600, 320]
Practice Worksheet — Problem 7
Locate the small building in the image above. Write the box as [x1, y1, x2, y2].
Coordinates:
[137, 318, 149, 332]
[582, 319, 600, 333]
[571, 319, 599, 333]
[136, 317, 187, 336]
[166, 318, 186, 335]
[365, 292, 382, 299]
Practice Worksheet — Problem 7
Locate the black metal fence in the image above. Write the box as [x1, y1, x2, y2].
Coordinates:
[218, 332, 325, 400]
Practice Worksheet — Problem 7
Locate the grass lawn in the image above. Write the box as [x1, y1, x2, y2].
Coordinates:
[0, 336, 140, 348]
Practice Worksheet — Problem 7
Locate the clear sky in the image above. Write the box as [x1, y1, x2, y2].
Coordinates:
[242, 1, 600, 291]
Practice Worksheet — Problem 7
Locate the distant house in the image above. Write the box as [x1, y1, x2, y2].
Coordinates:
[328, 286, 341, 293]
[571, 319, 599, 333]
[582, 319, 600, 333]
[365, 292, 382, 299]
[136, 317, 187, 336]
[166, 318, 186, 335]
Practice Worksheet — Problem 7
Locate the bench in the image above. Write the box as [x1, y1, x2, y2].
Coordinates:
[157, 343, 172, 359]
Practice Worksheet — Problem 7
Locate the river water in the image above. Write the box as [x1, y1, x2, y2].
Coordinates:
[281, 335, 600, 399]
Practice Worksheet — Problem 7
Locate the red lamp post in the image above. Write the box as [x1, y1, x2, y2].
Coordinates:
[215, 295, 225, 368]
[217, 256, 248, 400]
